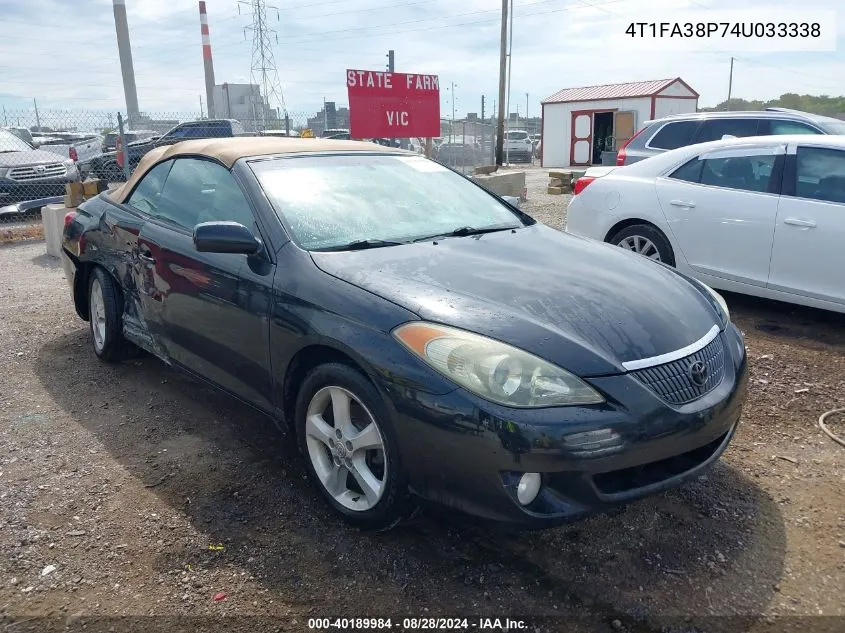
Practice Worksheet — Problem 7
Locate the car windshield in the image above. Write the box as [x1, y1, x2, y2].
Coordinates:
[506, 131, 528, 140]
[250, 154, 528, 251]
[0, 130, 34, 152]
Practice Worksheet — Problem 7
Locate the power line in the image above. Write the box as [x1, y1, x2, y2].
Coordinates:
[277, 0, 633, 45]
[279, 0, 573, 42]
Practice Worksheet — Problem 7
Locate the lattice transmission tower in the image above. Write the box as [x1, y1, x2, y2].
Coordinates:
[238, 0, 287, 131]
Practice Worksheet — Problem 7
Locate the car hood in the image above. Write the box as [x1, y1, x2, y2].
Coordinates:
[310, 224, 721, 377]
[0, 148, 69, 167]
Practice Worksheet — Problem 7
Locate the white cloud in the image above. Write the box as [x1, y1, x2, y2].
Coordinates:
[0, 0, 843, 125]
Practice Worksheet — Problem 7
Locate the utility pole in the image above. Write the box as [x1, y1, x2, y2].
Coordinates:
[481, 95, 486, 122]
[450, 82, 456, 127]
[504, 0, 514, 164]
[199, 94, 204, 118]
[2, 106, 7, 127]
[495, 0, 508, 165]
[726, 56, 734, 110]
[323, 96, 328, 134]
[526, 92, 529, 122]
[387, 50, 395, 147]
[33, 98, 41, 131]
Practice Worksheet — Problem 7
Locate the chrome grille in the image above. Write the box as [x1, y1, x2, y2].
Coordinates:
[8, 163, 66, 181]
[631, 334, 725, 405]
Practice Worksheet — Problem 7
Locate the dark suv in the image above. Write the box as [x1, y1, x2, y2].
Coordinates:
[90, 119, 248, 181]
[617, 108, 845, 166]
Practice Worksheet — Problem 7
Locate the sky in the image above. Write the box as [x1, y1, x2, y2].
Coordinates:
[0, 0, 843, 125]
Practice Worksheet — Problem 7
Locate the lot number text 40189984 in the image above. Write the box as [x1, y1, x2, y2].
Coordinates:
[308, 617, 528, 630]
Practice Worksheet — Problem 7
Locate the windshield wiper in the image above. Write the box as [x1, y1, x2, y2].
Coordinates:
[314, 238, 406, 252]
[412, 225, 520, 243]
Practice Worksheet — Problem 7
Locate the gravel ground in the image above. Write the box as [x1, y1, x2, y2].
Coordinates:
[1, 183, 844, 633]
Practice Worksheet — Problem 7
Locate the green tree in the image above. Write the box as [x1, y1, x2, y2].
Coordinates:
[702, 93, 845, 117]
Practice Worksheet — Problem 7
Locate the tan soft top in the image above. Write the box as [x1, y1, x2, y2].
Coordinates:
[109, 137, 409, 204]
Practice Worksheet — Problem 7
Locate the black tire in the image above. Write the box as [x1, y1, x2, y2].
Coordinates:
[608, 223, 676, 267]
[87, 267, 127, 362]
[294, 362, 415, 531]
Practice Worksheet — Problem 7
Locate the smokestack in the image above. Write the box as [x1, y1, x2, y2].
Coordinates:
[199, 1, 216, 119]
[112, 0, 140, 125]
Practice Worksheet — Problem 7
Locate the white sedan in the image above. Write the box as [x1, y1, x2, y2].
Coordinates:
[565, 134, 845, 314]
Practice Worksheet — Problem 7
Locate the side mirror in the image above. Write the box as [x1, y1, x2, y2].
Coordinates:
[193, 221, 261, 255]
[502, 195, 521, 208]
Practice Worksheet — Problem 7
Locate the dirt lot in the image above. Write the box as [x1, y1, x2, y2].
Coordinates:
[1, 177, 844, 633]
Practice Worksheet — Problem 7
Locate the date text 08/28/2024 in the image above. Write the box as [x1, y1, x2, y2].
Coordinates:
[307, 618, 528, 630]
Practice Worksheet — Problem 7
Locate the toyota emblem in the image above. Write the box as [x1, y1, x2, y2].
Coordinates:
[34, 165, 46, 174]
[688, 361, 709, 388]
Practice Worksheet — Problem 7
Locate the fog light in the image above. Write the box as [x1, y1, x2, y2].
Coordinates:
[516, 472, 542, 506]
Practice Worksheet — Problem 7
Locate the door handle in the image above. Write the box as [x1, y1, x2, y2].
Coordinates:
[670, 199, 696, 208]
[783, 218, 817, 228]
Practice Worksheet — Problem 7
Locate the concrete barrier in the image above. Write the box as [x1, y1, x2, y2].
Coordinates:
[42, 203, 69, 258]
[471, 171, 526, 199]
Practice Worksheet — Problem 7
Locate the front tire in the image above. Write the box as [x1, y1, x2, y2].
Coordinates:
[295, 362, 414, 530]
[88, 267, 127, 362]
[609, 224, 676, 266]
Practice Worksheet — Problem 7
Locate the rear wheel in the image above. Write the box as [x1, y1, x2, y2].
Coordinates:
[88, 267, 127, 362]
[609, 224, 676, 266]
[295, 362, 414, 530]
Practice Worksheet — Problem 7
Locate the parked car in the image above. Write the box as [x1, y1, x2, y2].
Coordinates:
[566, 134, 845, 314]
[33, 132, 103, 177]
[0, 129, 80, 206]
[102, 130, 158, 151]
[616, 107, 845, 166]
[321, 128, 350, 139]
[502, 129, 533, 163]
[89, 119, 248, 181]
[61, 137, 747, 529]
[3, 127, 34, 146]
[260, 129, 300, 138]
[435, 139, 484, 167]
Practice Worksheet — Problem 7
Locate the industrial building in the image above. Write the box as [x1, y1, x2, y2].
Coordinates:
[211, 83, 277, 130]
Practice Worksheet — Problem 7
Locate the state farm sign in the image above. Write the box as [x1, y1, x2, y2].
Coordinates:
[346, 69, 440, 138]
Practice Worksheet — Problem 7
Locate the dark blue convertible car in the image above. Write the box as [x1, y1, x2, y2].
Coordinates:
[61, 138, 748, 530]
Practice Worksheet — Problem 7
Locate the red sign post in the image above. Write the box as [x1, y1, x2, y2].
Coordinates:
[346, 69, 441, 139]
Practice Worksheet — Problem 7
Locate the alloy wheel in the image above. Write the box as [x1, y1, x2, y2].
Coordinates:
[618, 235, 661, 261]
[304, 386, 388, 512]
[90, 278, 107, 352]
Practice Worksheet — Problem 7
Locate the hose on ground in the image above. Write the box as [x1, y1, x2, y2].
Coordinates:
[818, 408, 845, 449]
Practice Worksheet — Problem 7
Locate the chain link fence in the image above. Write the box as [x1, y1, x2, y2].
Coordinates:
[0, 109, 537, 226]
[433, 119, 538, 175]
[0, 109, 323, 225]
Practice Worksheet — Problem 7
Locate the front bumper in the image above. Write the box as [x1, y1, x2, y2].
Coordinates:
[381, 324, 748, 527]
[0, 173, 78, 205]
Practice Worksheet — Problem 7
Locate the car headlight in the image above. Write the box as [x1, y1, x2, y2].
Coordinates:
[691, 278, 729, 324]
[392, 322, 604, 408]
[0, 167, 8, 178]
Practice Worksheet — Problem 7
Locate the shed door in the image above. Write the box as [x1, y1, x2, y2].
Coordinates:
[614, 111, 636, 150]
[570, 111, 592, 166]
